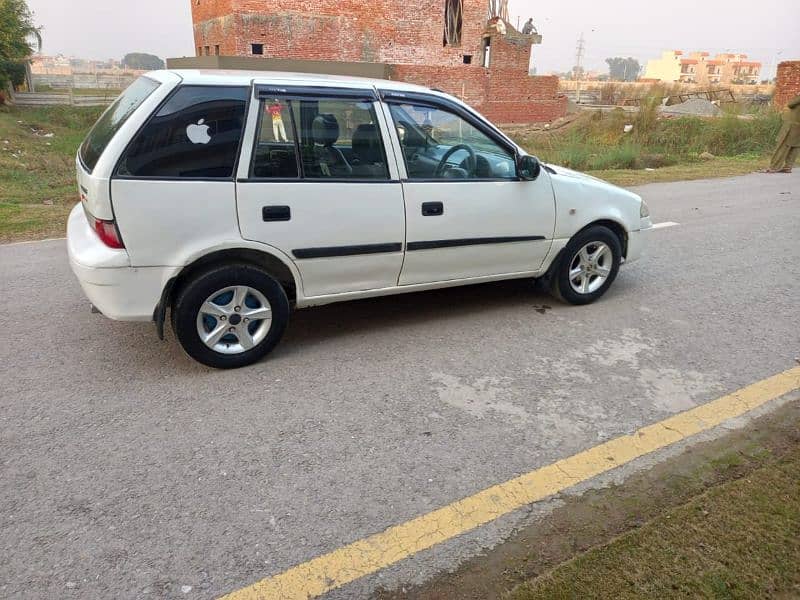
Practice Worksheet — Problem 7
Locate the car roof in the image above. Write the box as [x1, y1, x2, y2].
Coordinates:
[147, 69, 437, 94]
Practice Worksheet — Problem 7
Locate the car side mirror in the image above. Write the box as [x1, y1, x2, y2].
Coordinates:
[516, 154, 541, 181]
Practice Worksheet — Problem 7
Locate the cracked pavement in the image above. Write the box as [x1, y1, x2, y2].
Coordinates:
[1, 171, 799, 599]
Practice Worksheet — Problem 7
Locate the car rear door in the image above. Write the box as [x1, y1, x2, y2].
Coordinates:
[110, 84, 249, 266]
[236, 84, 406, 298]
[380, 91, 555, 286]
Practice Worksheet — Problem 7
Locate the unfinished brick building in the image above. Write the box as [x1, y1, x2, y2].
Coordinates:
[774, 61, 800, 109]
[189, 1, 567, 123]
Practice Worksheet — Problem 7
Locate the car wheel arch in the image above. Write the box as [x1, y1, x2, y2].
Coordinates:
[541, 218, 628, 285]
[172, 248, 298, 304]
[576, 219, 628, 259]
[153, 247, 301, 339]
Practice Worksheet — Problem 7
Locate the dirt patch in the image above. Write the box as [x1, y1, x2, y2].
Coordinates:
[373, 399, 800, 600]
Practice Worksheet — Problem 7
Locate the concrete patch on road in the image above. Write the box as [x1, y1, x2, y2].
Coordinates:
[639, 367, 724, 412]
[430, 373, 530, 424]
[526, 328, 723, 415]
[586, 328, 653, 369]
[531, 328, 652, 379]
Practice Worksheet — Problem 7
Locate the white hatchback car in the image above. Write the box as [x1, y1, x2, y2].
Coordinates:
[68, 69, 651, 368]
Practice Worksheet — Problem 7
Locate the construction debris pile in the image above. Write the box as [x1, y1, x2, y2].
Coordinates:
[660, 98, 723, 117]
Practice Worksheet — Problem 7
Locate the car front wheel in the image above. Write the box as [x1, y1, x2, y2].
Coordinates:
[551, 225, 622, 305]
[172, 264, 290, 368]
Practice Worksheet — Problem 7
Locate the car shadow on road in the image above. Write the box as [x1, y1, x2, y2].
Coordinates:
[274, 271, 639, 359]
[275, 278, 556, 357]
[146, 274, 635, 370]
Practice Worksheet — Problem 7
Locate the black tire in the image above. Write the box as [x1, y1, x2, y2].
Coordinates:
[550, 225, 622, 305]
[171, 264, 290, 368]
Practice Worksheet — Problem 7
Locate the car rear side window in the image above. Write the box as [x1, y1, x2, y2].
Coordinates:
[250, 95, 390, 180]
[79, 76, 160, 173]
[116, 85, 249, 179]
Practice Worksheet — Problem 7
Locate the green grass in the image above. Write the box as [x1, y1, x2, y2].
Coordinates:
[590, 155, 766, 187]
[33, 85, 122, 96]
[0, 105, 102, 242]
[507, 446, 800, 599]
[508, 104, 782, 173]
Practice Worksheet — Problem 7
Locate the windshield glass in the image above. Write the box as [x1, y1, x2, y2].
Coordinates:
[79, 76, 160, 172]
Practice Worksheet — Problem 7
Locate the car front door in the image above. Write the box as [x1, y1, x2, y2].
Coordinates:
[236, 85, 405, 298]
[381, 92, 555, 286]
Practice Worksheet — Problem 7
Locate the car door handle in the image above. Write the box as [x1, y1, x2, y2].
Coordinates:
[262, 205, 291, 221]
[421, 202, 443, 216]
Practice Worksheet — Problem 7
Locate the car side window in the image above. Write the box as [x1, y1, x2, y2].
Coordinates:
[251, 98, 300, 179]
[388, 102, 516, 180]
[251, 96, 390, 180]
[302, 99, 388, 179]
[116, 85, 248, 179]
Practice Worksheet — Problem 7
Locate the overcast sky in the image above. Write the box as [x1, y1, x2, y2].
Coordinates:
[27, 0, 798, 77]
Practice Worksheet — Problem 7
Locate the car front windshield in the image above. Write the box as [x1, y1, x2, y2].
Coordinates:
[79, 76, 160, 172]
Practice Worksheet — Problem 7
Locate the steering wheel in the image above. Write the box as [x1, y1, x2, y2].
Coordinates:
[434, 144, 477, 178]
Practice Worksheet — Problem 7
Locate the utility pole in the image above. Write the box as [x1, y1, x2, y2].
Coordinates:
[575, 32, 585, 104]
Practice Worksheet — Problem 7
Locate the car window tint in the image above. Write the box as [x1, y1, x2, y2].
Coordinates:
[389, 103, 515, 180]
[116, 85, 248, 179]
[250, 98, 299, 178]
[80, 76, 160, 173]
[292, 98, 389, 180]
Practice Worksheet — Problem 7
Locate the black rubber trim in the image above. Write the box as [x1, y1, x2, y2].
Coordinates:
[256, 85, 377, 101]
[153, 277, 176, 340]
[407, 236, 545, 251]
[292, 243, 402, 259]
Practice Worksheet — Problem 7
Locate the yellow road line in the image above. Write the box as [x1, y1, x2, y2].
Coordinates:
[221, 366, 800, 600]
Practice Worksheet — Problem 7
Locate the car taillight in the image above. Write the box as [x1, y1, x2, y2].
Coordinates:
[83, 204, 125, 249]
[92, 217, 125, 248]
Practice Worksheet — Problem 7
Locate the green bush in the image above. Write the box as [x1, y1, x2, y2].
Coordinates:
[513, 107, 780, 171]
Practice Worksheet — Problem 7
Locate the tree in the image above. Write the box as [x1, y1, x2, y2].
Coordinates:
[121, 52, 164, 71]
[0, 0, 41, 91]
[605, 57, 640, 82]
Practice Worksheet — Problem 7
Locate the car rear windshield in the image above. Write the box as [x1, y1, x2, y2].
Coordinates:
[79, 76, 160, 172]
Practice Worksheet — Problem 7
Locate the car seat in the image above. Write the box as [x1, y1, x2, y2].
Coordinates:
[351, 124, 387, 179]
[311, 114, 352, 177]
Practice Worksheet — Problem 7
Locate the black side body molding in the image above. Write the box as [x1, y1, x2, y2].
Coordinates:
[406, 236, 545, 251]
[292, 243, 402, 259]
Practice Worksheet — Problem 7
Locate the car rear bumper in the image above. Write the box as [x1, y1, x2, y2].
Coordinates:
[67, 203, 178, 321]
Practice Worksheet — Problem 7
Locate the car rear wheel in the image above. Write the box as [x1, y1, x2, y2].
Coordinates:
[172, 264, 289, 368]
[551, 225, 622, 305]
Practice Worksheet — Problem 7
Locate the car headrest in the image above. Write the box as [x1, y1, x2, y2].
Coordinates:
[351, 124, 382, 164]
[312, 114, 340, 147]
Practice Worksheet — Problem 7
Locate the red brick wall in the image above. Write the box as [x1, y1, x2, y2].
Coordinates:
[774, 61, 800, 108]
[190, 0, 567, 123]
[488, 32, 531, 72]
[194, 0, 487, 64]
[388, 64, 567, 124]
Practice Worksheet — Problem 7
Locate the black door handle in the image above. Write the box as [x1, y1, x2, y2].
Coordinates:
[262, 205, 291, 221]
[421, 202, 443, 216]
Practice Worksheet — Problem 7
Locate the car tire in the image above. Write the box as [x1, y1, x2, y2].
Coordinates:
[550, 225, 622, 305]
[171, 264, 290, 368]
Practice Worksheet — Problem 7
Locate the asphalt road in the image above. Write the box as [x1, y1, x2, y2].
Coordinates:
[1, 171, 798, 599]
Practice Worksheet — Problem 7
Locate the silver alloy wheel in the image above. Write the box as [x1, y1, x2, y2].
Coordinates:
[196, 285, 272, 355]
[568, 241, 613, 295]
